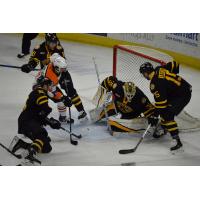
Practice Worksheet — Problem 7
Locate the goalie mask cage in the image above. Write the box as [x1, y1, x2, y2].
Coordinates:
[112, 45, 200, 132]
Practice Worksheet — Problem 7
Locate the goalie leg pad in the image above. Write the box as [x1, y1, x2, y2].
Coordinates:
[89, 103, 117, 122]
[108, 117, 148, 133]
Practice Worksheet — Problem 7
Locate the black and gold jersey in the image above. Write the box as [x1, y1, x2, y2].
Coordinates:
[21, 87, 52, 121]
[101, 76, 155, 119]
[28, 42, 65, 69]
[156, 61, 180, 74]
[150, 67, 192, 110]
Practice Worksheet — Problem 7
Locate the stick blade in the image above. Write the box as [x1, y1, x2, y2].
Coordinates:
[119, 148, 135, 154]
[77, 134, 82, 139]
[71, 140, 78, 145]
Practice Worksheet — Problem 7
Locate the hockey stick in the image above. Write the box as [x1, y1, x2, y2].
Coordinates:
[62, 78, 79, 146]
[60, 126, 78, 146]
[92, 57, 112, 133]
[0, 142, 41, 164]
[0, 64, 39, 71]
[119, 124, 151, 154]
[68, 107, 75, 145]
[0, 142, 22, 159]
[69, 107, 79, 145]
[60, 127, 82, 139]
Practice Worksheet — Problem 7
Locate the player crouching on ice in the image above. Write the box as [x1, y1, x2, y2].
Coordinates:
[9, 77, 62, 165]
[90, 76, 160, 137]
[139, 61, 192, 151]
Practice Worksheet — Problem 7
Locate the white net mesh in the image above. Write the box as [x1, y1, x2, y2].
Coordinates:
[113, 45, 200, 132]
[114, 45, 173, 101]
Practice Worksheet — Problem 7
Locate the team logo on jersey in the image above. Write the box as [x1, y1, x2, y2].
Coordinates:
[150, 83, 155, 90]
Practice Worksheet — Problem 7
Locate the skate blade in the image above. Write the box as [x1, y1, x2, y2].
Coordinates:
[20, 159, 41, 166]
[171, 147, 184, 155]
[79, 116, 88, 123]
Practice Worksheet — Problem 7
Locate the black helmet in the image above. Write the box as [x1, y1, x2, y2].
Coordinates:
[37, 76, 52, 87]
[139, 62, 154, 74]
[45, 33, 58, 44]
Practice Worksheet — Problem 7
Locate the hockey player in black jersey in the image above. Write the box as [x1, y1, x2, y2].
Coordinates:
[90, 76, 158, 133]
[9, 77, 62, 164]
[20, 33, 87, 122]
[139, 61, 192, 151]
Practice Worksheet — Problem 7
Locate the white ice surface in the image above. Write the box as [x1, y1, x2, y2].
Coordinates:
[0, 33, 200, 166]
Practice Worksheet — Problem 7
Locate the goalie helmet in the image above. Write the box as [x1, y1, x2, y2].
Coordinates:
[123, 82, 136, 102]
[50, 53, 67, 73]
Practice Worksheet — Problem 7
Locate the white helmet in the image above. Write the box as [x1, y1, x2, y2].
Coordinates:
[50, 53, 67, 72]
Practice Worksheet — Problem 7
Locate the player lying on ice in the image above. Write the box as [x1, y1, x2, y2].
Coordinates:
[89, 76, 162, 137]
[33, 53, 74, 124]
[139, 61, 192, 151]
[20, 33, 87, 123]
[9, 77, 63, 165]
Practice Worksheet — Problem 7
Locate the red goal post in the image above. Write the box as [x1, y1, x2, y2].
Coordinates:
[113, 45, 169, 77]
[112, 45, 200, 132]
[112, 45, 173, 100]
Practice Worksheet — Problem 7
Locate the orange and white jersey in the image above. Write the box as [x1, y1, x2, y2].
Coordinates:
[33, 63, 63, 100]
[42, 63, 60, 86]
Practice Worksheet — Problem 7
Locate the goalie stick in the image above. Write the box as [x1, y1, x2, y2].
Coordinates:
[92, 57, 112, 133]
[119, 124, 152, 154]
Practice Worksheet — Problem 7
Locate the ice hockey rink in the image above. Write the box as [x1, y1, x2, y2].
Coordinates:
[0, 33, 200, 166]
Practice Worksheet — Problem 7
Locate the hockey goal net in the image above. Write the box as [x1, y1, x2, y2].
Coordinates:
[113, 45, 200, 132]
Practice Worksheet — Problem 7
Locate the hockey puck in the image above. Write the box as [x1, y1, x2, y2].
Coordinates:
[121, 162, 136, 166]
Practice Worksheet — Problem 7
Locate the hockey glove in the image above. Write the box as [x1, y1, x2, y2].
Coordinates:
[148, 115, 159, 126]
[46, 117, 61, 129]
[62, 96, 72, 107]
[21, 64, 34, 73]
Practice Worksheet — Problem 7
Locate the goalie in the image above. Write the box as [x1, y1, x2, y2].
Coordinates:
[90, 76, 160, 135]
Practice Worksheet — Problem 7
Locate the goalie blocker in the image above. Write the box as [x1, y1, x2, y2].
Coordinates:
[90, 76, 159, 133]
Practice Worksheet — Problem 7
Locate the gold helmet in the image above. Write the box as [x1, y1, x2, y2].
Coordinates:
[123, 82, 136, 102]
